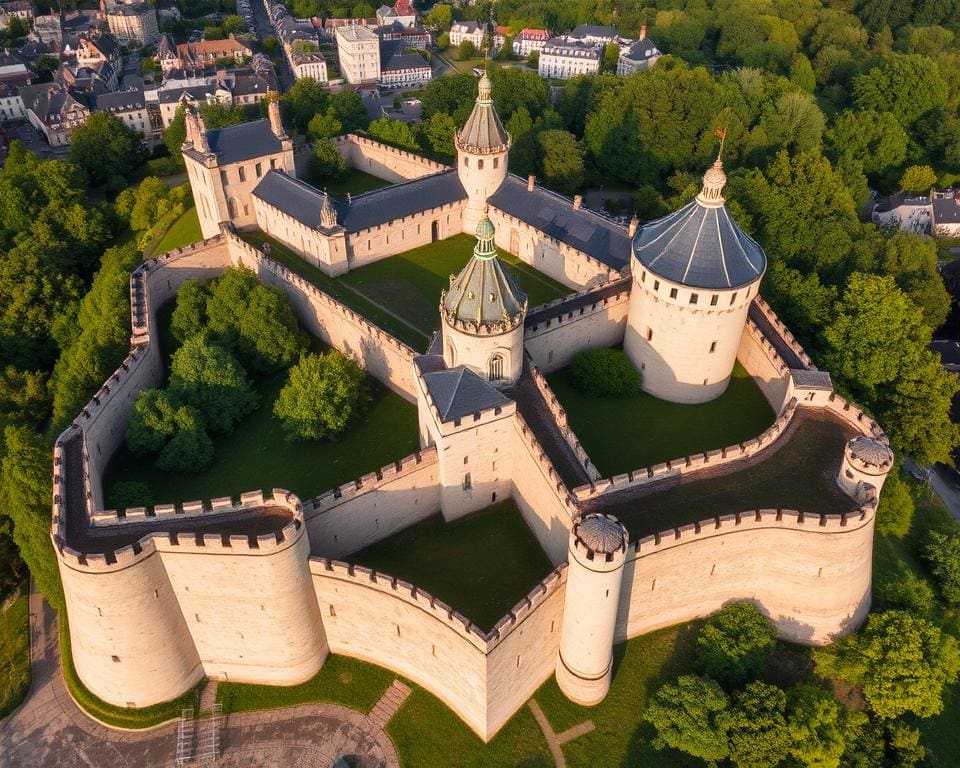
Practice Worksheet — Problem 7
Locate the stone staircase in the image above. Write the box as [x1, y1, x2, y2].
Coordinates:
[368, 680, 411, 729]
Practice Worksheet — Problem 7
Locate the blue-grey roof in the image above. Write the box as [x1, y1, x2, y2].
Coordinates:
[488, 174, 631, 269]
[206, 119, 282, 165]
[253, 170, 327, 228]
[337, 170, 466, 233]
[422, 365, 511, 423]
[632, 200, 766, 289]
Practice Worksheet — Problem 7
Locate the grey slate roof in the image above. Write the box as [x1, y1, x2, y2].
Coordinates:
[337, 170, 466, 233]
[206, 119, 282, 165]
[488, 174, 631, 269]
[622, 37, 660, 61]
[95, 88, 145, 111]
[457, 73, 508, 153]
[422, 365, 511, 423]
[632, 198, 766, 289]
[567, 24, 618, 40]
[933, 193, 960, 225]
[575, 514, 626, 554]
[791, 369, 832, 390]
[253, 170, 327, 228]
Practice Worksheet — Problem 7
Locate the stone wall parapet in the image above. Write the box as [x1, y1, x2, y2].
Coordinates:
[334, 133, 449, 174]
[823, 392, 885, 440]
[752, 296, 815, 369]
[513, 413, 581, 518]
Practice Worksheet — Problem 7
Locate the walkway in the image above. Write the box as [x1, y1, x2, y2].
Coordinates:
[527, 700, 594, 768]
[0, 587, 398, 768]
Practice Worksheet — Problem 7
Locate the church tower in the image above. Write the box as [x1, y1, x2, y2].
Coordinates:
[456, 72, 510, 233]
[623, 156, 766, 404]
[440, 214, 527, 386]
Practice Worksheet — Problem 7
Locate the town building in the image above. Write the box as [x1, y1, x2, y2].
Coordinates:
[20, 81, 89, 144]
[449, 20, 485, 49]
[163, 33, 252, 72]
[336, 25, 380, 84]
[95, 87, 158, 142]
[565, 23, 619, 45]
[0, 50, 33, 121]
[379, 43, 430, 88]
[104, 2, 159, 45]
[616, 25, 661, 75]
[377, 21, 429, 49]
[0, 0, 33, 29]
[538, 37, 600, 79]
[869, 190, 960, 237]
[512, 28, 549, 57]
[375, 0, 415, 29]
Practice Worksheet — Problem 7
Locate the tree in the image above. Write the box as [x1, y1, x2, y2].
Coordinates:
[421, 74, 476, 123]
[0, 366, 49, 429]
[351, 2, 373, 18]
[880, 232, 950, 330]
[759, 91, 826, 153]
[505, 106, 536, 176]
[696, 603, 777, 688]
[726, 682, 791, 768]
[874, 469, 914, 537]
[814, 611, 960, 719]
[126, 388, 185, 455]
[274, 351, 370, 441]
[537, 129, 584, 195]
[899, 164, 937, 192]
[875, 571, 935, 615]
[853, 54, 948, 125]
[491, 66, 551, 120]
[235, 284, 307, 374]
[170, 279, 212, 343]
[790, 53, 817, 91]
[458, 40, 477, 60]
[367, 117, 419, 150]
[169, 336, 258, 434]
[69, 112, 146, 186]
[308, 109, 342, 140]
[602, 42, 619, 73]
[787, 685, 847, 768]
[924, 530, 960, 605]
[0, 426, 63, 609]
[203, 25, 224, 40]
[437, 33, 450, 49]
[645, 675, 730, 763]
[222, 14, 244, 33]
[423, 112, 456, 157]
[424, 3, 452, 31]
[33, 54, 58, 80]
[827, 110, 908, 176]
[313, 139, 347, 179]
[156, 405, 213, 473]
[569, 348, 641, 397]
[328, 90, 368, 133]
[284, 77, 328, 133]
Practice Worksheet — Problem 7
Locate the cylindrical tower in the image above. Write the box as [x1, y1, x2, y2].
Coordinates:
[623, 158, 767, 403]
[556, 514, 629, 706]
[456, 72, 510, 233]
[440, 215, 527, 386]
[838, 435, 895, 498]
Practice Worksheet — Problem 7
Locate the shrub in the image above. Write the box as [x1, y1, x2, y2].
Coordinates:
[569, 348, 642, 397]
[696, 603, 777, 689]
[924, 529, 960, 605]
[170, 279, 212, 343]
[274, 351, 371, 441]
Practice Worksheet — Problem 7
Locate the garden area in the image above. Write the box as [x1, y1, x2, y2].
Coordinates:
[102, 270, 419, 509]
[350, 499, 554, 631]
[548, 360, 776, 477]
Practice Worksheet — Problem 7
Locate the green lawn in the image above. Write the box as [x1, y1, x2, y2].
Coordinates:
[548, 361, 776, 477]
[309, 168, 392, 197]
[0, 591, 29, 718]
[593, 410, 857, 539]
[350, 500, 554, 631]
[217, 654, 395, 715]
[151, 205, 202, 255]
[339, 234, 570, 336]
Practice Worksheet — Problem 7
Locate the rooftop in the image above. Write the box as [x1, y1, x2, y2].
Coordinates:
[457, 72, 508, 154]
[567, 24, 618, 39]
[204, 118, 283, 165]
[417, 356, 511, 423]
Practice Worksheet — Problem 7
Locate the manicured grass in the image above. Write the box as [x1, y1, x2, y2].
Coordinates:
[216, 654, 395, 715]
[594, 410, 857, 539]
[60, 617, 203, 728]
[339, 234, 570, 335]
[547, 361, 776, 477]
[242, 231, 431, 350]
[310, 168, 392, 197]
[388, 686, 553, 768]
[103, 369, 418, 507]
[0, 591, 29, 718]
[350, 500, 554, 631]
[152, 205, 202, 255]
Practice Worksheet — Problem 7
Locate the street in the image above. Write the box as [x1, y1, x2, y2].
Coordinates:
[249, 0, 294, 92]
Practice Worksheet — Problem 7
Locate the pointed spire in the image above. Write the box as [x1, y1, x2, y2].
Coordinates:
[193, 107, 209, 153]
[267, 92, 286, 140]
[456, 69, 508, 154]
[473, 211, 496, 259]
[320, 191, 337, 228]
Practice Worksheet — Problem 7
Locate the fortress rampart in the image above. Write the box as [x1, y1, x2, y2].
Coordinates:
[334, 133, 449, 182]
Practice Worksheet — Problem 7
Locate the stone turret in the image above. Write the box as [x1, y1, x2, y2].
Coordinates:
[838, 435, 894, 498]
[556, 514, 629, 706]
[623, 153, 766, 403]
[456, 71, 510, 233]
[320, 191, 337, 229]
[440, 214, 527, 385]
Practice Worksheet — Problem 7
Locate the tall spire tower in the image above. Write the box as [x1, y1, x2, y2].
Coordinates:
[456, 70, 510, 233]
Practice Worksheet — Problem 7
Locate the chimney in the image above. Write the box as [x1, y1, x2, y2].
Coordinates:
[628, 215, 639, 237]
[267, 94, 286, 139]
[573, 194, 583, 210]
[639, 24, 647, 40]
[194, 109, 209, 153]
[527, 174, 535, 191]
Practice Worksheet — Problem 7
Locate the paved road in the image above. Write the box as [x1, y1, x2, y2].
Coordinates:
[0, 587, 398, 767]
[250, 0, 294, 92]
[930, 464, 960, 524]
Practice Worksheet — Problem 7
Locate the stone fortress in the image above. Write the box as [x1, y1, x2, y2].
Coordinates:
[51, 74, 895, 741]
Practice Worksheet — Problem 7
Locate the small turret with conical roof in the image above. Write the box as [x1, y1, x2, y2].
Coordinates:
[456, 69, 511, 233]
[440, 214, 527, 385]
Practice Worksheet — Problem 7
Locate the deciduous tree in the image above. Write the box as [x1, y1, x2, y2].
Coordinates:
[69, 112, 146, 185]
[646, 675, 730, 763]
[696, 602, 777, 688]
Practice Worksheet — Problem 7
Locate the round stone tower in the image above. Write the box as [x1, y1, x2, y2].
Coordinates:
[838, 435, 895, 498]
[456, 72, 510, 233]
[440, 215, 527, 386]
[556, 514, 629, 706]
[623, 157, 767, 403]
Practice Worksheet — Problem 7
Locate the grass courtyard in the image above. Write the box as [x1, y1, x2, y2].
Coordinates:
[547, 361, 776, 477]
[350, 499, 554, 631]
[308, 168, 392, 197]
[0, 591, 29, 719]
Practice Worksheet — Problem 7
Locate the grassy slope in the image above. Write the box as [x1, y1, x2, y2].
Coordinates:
[0, 592, 29, 718]
[350, 500, 554, 631]
[152, 205, 202, 255]
[547, 361, 775, 476]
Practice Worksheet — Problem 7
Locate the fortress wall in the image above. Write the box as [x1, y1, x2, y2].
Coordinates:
[225, 233, 419, 400]
[617, 508, 876, 645]
[310, 559, 490, 735]
[823, 393, 886, 440]
[304, 448, 441, 558]
[335, 134, 448, 182]
[523, 288, 630, 374]
[346, 199, 466, 268]
[510, 415, 578, 565]
[738, 318, 792, 413]
[157, 496, 328, 685]
[488, 205, 621, 290]
[752, 296, 815, 369]
[58, 542, 205, 708]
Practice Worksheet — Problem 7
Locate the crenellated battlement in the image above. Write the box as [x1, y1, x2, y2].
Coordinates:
[513, 413, 580, 518]
[334, 133, 449, 174]
[823, 392, 885, 440]
[751, 296, 815, 370]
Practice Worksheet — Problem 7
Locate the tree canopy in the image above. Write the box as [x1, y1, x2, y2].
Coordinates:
[696, 603, 777, 688]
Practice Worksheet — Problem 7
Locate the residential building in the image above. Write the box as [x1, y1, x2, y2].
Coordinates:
[566, 24, 619, 45]
[512, 28, 549, 57]
[377, 21, 429, 49]
[105, 3, 160, 45]
[31, 13, 61, 42]
[291, 51, 327, 81]
[95, 87, 159, 142]
[164, 33, 252, 72]
[0, 0, 33, 29]
[20, 81, 89, 144]
[616, 26, 661, 75]
[0, 52, 32, 120]
[375, 0, 414, 29]
[379, 43, 430, 87]
[449, 20, 485, 48]
[336, 25, 380, 84]
[321, 16, 376, 38]
[75, 32, 121, 71]
[538, 37, 600, 79]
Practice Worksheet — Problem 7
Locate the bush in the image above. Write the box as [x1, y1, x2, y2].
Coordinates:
[875, 470, 914, 537]
[569, 348, 642, 397]
[924, 529, 960, 605]
[274, 351, 371, 441]
[108, 480, 154, 511]
[875, 571, 935, 615]
[696, 603, 777, 689]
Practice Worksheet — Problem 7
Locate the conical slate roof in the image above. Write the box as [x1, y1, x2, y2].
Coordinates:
[632, 159, 766, 290]
[456, 72, 509, 154]
[442, 216, 526, 329]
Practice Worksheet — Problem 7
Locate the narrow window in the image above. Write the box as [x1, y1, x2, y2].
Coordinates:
[640, 270, 646, 282]
[488, 353, 504, 381]
[646, 328, 653, 341]
[709, 341, 717, 353]
[329, 605, 336, 617]
[730, 292, 738, 305]
[238, 165, 246, 182]
[255, 162, 262, 178]
[464, 156, 469, 167]
[463, 472, 472, 491]
[669, 287, 678, 299]
[478, 158, 484, 170]
[689, 293, 698, 305]
[710, 294, 718, 306]
[653, 279, 659, 291]
[219, 170, 228, 186]
[112, 655, 120, 663]
[703, 378, 709, 385]
[463, 456, 469, 465]
[493, 157, 499, 169]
